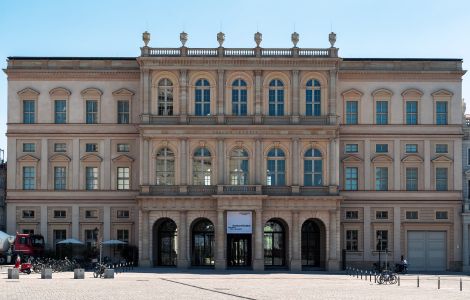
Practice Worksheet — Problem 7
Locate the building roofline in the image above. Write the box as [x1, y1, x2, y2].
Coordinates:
[343, 58, 462, 62]
[7, 56, 137, 61]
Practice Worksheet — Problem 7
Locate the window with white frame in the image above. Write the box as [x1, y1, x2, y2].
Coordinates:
[376, 230, 388, 251]
[86, 143, 98, 152]
[345, 101, 358, 124]
[375, 167, 388, 191]
[344, 167, 358, 191]
[117, 229, 129, 243]
[22, 210, 35, 218]
[193, 147, 212, 185]
[305, 79, 321, 116]
[435, 211, 448, 219]
[23, 166, 35, 190]
[303, 148, 322, 186]
[406, 101, 418, 125]
[22, 143, 35, 152]
[117, 210, 129, 218]
[346, 230, 358, 251]
[435, 144, 448, 153]
[85, 100, 98, 124]
[23, 100, 35, 124]
[345, 211, 358, 219]
[54, 100, 67, 124]
[232, 79, 248, 116]
[406, 211, 418, 220]
[85, 167, 99, 190]
[405, 144, 418, 153]
[117, 167, 130, 190]
[268, 79, 285, 116]
[54, 143, 67, 152]
[405, 167, 418, 191]
[54, 167, 66, 190]
[436, 101, 448, 125]
[156, 148, 175, 185]
[117, 144, 130, 153]
[376, 101, 388, 124]
[436, 167, 448, 191]
[54, 210, 66, 218]
[345, 144, 358, 153]
[375, 144, 388, 153]
[376, 211, 388, 220]
[158, 78, 174, 116]
[117, 100, 129, 124]
[195, 79, 211, 116]
[229, 148, 249, 185]
[266, 148, 285, 186]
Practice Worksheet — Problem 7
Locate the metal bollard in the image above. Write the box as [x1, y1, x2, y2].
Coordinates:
[374, 272, 377, 283]
[361, 270, 362, 280]
[370, 271, 372, 282]
[460, 277, 462, 291]
[417, 275, 419, 287]
[438, 276, 440, 289]
[398, 276, 400, 286]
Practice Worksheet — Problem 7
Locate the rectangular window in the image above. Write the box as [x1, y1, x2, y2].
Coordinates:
[117, 144, 130, 152]
[345, 144, 359, 153]
[406, 211, 418, 220]
[406, 101, 418, 125]
[345, 101, 358, 125]
[117, 167, 130, 190]
[436, 167, 448, 191]
[376, 101, 388, 124]
[86, 100, 98, 124]
[54, 100, 67, 124]
[117, 229, 129, 243]
[376, 230, 388, 251]
[54, 143, 67, 152]
[405, 144, 418, 153]
[22, 210, 35, 218]
[436, 101, 448, 125]
[435, 144, 448, 153]
[117, 210, 130, 218]
[22, 229, 34, 234]
[85, 143, 98, 152]
[375, 144, 388, 153]
[23, 100, 35, 124]
[22, 143, 35, 152]
[376, 211, 388, 220]
[53, 229, 67, 252]
[406, 167, 418, 191]
[346, 230, 358, 251]
[345, 167, 358, 191]
[23, 166, 35, 190]
[85, 229, 98, 249]
[85, 210, 98, 218]
[54, 210, 67, 218]
[54, 167, 66, 190]
[375, 167, 388, 191]
[117, 100, 130, 124]
[85, 167, 99, 190]
[345, 211, 358, 220]
[436, 211, 448, 219]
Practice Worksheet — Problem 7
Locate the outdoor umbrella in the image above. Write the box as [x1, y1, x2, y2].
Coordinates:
[102, 240, 127, 262]
[56, 238, 84, 258]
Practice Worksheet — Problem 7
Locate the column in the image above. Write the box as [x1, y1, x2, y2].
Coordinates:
[6, 137, 16, 190]
[329, 138, 339, 191]
[291, 212, 301, 271]
[424, 140, 431, 190]
[393, 139, 400, 190]
[328, 209, 340, 270]
[72, 204, 79, 239]
[364, 139, 371, 190]
[254, 70, 262, 116]
[142, 138, 149, 185]
[255, 139, 262, 185]
[103, 206, 111, 241]
[454, 139, 463, 191]
[217, 139, 224, 185]
[179, 69, 188, 118]
[292, 70, 299, 122]
[177, 211, 189, 268]
[179, 139, 187, 185]
[393, 207, 401, 262]
[103, 139, 111, 190]
[40, 205, 47, 242]
[328, 69, 338, 124]
[463, 221, 469, 270]
[253, 209, 264, 271]
[292, 138, 299, 186]
[40, 139, 47, 189]
[141, 69, 150, 115]
[139, 210, 150, 266]
[217, 69, 225, 115]
[72, 138, 79, 190]
[215, 210, 226, 270]
[363, 206, 371, 259]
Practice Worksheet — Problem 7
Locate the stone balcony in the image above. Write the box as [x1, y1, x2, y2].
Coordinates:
[140, 185, 331, 197]
[140, 114, 331, 126]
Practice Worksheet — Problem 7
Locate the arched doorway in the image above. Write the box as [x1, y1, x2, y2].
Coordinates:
[192, 219, 215, 266]
[152, 218, 177, 266]
[301, 218, 326, 269]
[264, 219, 286, 267]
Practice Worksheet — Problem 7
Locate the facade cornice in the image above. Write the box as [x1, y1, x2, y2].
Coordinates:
[340, 191, 462, 201]
[339, 125, 463, 137]
[6, 124, 139, 136]
[338, 71, 465, 81]
[5, 70, 140, 81]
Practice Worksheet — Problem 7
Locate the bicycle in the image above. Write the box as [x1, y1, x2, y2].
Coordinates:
[377, 269, 397, 285]
[93, 262, 108, 278]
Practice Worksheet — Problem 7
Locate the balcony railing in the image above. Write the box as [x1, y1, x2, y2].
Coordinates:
[141, 114, 331, 126]
[142, 46, 337, 58]
[141, 185, 330, 196]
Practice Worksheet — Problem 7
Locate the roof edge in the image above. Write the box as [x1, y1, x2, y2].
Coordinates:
[343, 58, 462, 62]
[7, 56, 137, 61]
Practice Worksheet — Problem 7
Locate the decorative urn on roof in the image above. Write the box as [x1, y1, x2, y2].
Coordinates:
[329, 32, 336, 47]
[217, 32, 225, 47]
[254, 32, 262, 47]
[142, 31, 150, 47]
[180, 31, 188, 47]
[291, 32, 299, 48]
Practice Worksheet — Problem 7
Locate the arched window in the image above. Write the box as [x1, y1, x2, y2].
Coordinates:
[267, 148, 285, 186]
[264, 219, 286, 266]
[193, 147, 212, 185]
[192, 219, 215, 266]
[232, 79, 247, 116]
[158, 79, 173, 116]
[195, 79, 211, 116]
[156, 148, 175, 185]
[229, 148, 249, 185]
[268, 79, 284, 116]
[306, 79, 321, 116]
[304, 148, 322, 186]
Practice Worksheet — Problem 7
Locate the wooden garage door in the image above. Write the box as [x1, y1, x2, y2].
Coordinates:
[407, 231, 446, 271]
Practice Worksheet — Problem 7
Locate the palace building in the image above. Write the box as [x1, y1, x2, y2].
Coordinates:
[4, 31, 467, 271]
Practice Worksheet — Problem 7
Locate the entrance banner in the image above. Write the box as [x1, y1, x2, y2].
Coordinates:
[227, 211, 252, 234]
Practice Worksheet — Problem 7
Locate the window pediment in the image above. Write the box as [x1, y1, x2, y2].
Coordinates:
[342, 155, 363, 162]
[80, 88, 103, 98]
[401, 154, 423, 163]
[80, 154, 103, 162]
[465, 169, 470, 176]
[17, 87, 40, 98]
[371, 154, 393, 163]
[17, 154, 40, 162]
[341, 88, 363, 99]
[49, 154, 71, 162]
[372, 88, 393, 98]
[431, 89, 453, 98]
[112, 88, 135, 97]
[431, 155, 453, 163]
[49, 87, 71, 97]
[112, 154, 134, 163]
[401, 88, 423, 99]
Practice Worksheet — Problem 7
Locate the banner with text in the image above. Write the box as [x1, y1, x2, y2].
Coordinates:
[227, 211, 252, 234]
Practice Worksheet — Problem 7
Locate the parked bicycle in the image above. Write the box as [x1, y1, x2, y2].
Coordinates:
[93, 262, 109, 278]
[377, 269, 398, 285]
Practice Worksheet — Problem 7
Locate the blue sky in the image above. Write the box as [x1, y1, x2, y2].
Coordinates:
[0, 0, 469, 159]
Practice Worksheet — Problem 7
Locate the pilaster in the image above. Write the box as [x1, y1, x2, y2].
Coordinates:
[40, 139, 47, 189]
[179, 138, 187, 185]
[177, 211, 189, 268]
[215, 210, 226, 270]
[291, 211, 301, 271]
[292, 138, 299, 186]
[179, 69, 188, 121]
[393, 139, 400, 190]
[217, 139, 225, 185]
[292, 70, 300, 123]
[254, 70, 262, 116]
[424, 140, 431, 190]
[393, 206, 400, 262]
[364, 139, 371, 190]
[255, 139, 262, 185]
[253, 209, 264, 271]
[72, 138, 79, 190]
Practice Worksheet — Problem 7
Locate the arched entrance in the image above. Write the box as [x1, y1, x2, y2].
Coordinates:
[152, 218, 177, 266]
[264, 219, 287, 267]
[191, 218, 215, 266]
[301, 218, 326, 269]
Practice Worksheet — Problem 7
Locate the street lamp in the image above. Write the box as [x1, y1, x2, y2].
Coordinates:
[377, 233, 382, 272]
[93, 227, 102, 264]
